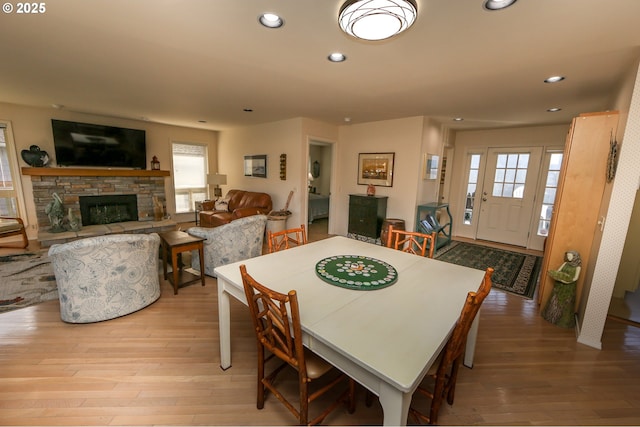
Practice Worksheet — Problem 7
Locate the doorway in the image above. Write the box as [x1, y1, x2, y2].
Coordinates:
[307, 140, 333, 237]
[475, 147, 542, 247]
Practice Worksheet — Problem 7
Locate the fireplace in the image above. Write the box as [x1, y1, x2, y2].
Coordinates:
[79, 195, 138, 226]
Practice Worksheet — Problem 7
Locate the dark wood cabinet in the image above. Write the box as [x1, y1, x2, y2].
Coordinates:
[348, 194, 388, 239]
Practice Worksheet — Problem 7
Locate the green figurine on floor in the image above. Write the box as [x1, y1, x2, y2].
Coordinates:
[542, 250, 582, 328]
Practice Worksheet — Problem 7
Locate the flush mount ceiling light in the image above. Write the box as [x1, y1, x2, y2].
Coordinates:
[259, 12, 284, 28]
[483, 0, 518, 11]
[547, 107, 562, 112]
[339, 0, 417, 41]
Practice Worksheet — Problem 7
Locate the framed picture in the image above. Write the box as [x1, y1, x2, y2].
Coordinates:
[357, 152, 394, 187]
[244, 155, 267, 178]
[423, 153, 439, 180]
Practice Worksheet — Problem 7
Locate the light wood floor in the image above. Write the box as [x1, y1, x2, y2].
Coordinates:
[2, 226, 640, 425]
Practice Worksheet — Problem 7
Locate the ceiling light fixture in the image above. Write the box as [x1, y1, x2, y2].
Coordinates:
[338, 0, 417, 41]
[328, 52, 347, 62]
[547, 107, 562, 112]
[483, 0, 518, 11]
[453, 117, 464, 121]
[259, 13, 284, 28]
[544, 75, 565, 83]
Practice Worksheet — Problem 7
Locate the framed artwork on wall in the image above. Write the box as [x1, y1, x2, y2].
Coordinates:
[423, 153, 439, 180]
[357, 152, 394, 187]
[244, 155, 267, 178]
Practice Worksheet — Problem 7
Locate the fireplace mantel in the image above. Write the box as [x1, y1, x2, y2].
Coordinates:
[22, 167, 170, 177]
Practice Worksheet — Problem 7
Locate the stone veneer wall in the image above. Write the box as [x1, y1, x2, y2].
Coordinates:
[30, 175, 167, 229]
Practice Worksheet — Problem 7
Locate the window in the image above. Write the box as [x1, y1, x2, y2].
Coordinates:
[537, 152, 563, 236]
[463, 154, 481, 225]
[172, 142, 208, 214]
[0, 124, 19, 217]
[492, 153, 529, 198]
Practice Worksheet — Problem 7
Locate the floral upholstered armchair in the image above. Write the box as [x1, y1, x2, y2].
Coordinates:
[187, 214, 267, 277]
[48, 233, 161, 323]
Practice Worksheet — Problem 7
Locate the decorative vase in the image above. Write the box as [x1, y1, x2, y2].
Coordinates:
[21, 145, 50, 167]
[153, 197, 164, 221]
[367, 184, 376, 196]
[67, 208, 82, 231]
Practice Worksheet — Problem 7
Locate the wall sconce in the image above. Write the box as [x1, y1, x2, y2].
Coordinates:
[208, 173, 227, 198]
[280, 154, 287, 180]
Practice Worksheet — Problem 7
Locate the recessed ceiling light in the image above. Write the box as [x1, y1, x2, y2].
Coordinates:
[483, 0, 518, 11]
[547, 107, 562, 112]
[453, 117, 464, 121]
[243, 108, 253, 112]
[328, 52, 347, 62]
[544, 75, 565, 83]
[259, 13, 284, 28]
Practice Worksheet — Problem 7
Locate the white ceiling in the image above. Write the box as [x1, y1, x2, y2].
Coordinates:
[2, 0, 640, 131]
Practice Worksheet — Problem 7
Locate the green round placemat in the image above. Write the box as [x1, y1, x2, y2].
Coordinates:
[315, 255, 398, 290]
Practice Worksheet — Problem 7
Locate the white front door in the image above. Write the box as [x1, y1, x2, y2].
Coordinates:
[476, 147, 542, 247]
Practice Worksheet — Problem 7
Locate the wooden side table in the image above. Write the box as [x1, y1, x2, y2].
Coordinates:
[158, 230, 206, 295]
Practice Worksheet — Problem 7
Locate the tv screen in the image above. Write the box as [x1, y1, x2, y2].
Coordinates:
[51, 119, 147, 169]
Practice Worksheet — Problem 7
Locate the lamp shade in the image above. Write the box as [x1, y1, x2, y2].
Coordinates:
[208, 173, 227, 186]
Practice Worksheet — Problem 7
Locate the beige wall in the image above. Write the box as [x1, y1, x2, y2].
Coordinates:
[0, 102, 217, 236]
[217, 117, 339, 229]
[334, 116, 427, 236]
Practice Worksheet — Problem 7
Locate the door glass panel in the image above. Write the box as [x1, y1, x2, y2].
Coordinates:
[491, 152, 529, 199]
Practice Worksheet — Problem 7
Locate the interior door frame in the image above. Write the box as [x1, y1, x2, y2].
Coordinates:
[305, 137, 335, 233]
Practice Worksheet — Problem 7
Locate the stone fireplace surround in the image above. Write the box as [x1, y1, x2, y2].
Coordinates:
[23, 167, 177, 247]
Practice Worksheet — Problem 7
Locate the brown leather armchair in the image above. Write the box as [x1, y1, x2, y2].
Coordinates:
[199, 189, 272, 228]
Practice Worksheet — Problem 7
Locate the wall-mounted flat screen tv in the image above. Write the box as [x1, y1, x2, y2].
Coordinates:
[51, 119, 147, 169]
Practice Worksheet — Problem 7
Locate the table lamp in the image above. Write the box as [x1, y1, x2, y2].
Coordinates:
[208, 173, 227, 199]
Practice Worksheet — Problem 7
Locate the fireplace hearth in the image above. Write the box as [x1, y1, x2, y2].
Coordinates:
[79, 195, 138, 226]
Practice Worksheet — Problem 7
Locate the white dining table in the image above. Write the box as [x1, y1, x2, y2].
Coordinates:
[214, 236, 485, 426]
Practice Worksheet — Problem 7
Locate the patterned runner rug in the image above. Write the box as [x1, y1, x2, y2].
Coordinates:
[435, 241, 542, 299]
[0, 251, 58, 313]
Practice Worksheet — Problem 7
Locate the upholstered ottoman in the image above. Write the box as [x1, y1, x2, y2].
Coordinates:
[48, 233, 161, 323]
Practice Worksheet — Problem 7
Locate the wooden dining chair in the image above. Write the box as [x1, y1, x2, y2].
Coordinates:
[240, 264, 356, 425]
[267, 224, 307, 253]
[408, 267, 494, 425]
[385, 225, 437, 258]
[0, 216, 29, 249]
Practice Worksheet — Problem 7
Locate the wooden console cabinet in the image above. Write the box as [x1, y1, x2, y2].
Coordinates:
[348, 194, 388, 239]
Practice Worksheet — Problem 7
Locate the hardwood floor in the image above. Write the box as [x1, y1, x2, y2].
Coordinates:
[2, 230, 640, 425]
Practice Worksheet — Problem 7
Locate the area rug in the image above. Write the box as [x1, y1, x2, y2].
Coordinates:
[0, 250, 58, 313]
[435, 241, 542, 299]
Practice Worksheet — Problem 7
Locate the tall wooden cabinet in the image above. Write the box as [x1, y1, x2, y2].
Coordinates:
[538, 111, 619, 312]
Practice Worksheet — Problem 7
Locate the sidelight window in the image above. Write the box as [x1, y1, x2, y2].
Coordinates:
[537, 152, 563, 236]
[463, 154, 482, 225]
